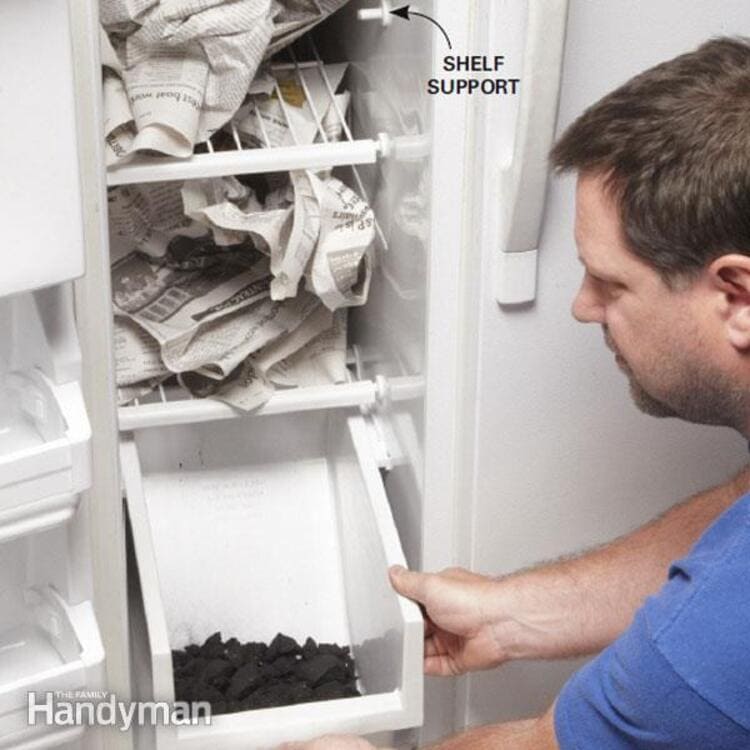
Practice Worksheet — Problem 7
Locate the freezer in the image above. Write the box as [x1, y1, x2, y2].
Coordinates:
[7, 1, 750, 749]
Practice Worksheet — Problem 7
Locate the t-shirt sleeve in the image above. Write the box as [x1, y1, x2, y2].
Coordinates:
[554, 608, 745, 749]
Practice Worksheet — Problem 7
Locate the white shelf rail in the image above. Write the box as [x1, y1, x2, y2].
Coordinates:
[118, 375, 424, 431]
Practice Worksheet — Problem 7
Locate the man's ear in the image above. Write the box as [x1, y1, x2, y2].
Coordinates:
[708, 254, 750, 350]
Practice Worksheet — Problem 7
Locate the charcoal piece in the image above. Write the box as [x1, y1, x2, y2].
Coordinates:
[295, 654, 346, 687]
[225, 638, 244, 667]
[198, 684, 225, 704]
[262, 655, 297, 679]
[301, 637, 318, 660]
[174, 661, 195, 679]
[287, 683, 314, 704]
[174, 678, 192, 702]
[226, 662, 265, 701]
[175, 633, 361, 715]
[242, 641, 267, 664]
[201, 632, 225, 659]
[266, 633, 301, 661]
[255, 683, 295, 708]
[201, 658, 233, 681]
[244, 692, 269, 710]
[186, 656, 208, 677]
[313, 681, 349, 701]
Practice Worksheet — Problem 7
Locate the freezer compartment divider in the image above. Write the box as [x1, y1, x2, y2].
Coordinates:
[118, 375, 425, 431]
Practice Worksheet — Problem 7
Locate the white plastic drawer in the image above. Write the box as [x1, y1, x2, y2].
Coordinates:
[0, 587, 105, 750]
[123, 411, 423, 750]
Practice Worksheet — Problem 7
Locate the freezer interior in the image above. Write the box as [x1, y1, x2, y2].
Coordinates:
[110, 4, 433, 745]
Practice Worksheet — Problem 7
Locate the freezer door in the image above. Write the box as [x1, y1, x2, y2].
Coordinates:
[0, 0, 85, 296]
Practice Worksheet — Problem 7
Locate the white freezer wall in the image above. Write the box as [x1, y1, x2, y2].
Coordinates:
[460, 0, 750, 729]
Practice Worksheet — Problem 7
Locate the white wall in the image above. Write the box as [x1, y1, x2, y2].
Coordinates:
[462, 0, 750, 728]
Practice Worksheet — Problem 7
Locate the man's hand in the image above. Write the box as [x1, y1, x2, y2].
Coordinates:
[391, 466, 750, 668]
[389, 565, 510, 675]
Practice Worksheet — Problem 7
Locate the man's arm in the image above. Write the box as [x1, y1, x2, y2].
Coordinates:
[426, 704, 558, 750]
[281, 706, 559, 750]
[500, 462, 750, 659]
[390, 464, 750, 671]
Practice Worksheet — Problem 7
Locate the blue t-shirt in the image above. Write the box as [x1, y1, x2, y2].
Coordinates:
[555, 492, 750, 749]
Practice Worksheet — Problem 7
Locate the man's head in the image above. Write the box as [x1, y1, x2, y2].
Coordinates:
[551, 37, 750, 434]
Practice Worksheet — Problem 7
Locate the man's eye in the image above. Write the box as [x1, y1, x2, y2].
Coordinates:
[604, 280, 626, 295]
[591, 275, 625, 295]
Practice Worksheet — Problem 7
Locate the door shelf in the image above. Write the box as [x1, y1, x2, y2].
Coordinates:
[123, 410, 423, 750]
[0, 371, 91, 537]
[0, 587, 105, 750]
[118, 376, 425, 431]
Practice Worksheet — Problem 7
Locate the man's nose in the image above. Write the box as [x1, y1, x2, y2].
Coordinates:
[571, 284, 605, 324]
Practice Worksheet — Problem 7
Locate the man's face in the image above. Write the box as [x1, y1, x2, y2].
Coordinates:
[571, 173, 746, 428]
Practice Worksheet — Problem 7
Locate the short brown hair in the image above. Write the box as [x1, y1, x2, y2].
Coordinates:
[551, 37, 750, 285]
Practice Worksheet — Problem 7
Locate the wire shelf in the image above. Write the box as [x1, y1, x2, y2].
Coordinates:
[106, 40, 387, 187]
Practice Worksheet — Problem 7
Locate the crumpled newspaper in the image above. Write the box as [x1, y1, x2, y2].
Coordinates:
[111, 163, 372, 412]
[182, 172, 375, 309]
[102, 0, 350, 163]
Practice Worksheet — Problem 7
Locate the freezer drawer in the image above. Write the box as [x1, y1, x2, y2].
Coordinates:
[0, 586, 105, 750]
[123, 411, 423, 749]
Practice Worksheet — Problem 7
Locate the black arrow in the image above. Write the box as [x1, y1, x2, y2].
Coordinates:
[390, 5, 453, 50]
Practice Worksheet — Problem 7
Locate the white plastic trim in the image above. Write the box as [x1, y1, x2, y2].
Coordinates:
[347, 416, 423, 728]
[0, 492, 78, 544]
[357, 1, 393, 25]
[0, 371, 91, 518]
[119, 438, 174, 705]
[495, 0, 569, 305]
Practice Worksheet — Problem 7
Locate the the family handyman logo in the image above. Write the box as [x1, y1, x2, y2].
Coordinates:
[28, 691, 212, 731]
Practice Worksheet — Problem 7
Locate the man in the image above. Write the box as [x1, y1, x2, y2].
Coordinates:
[289, 36, 750, 749]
